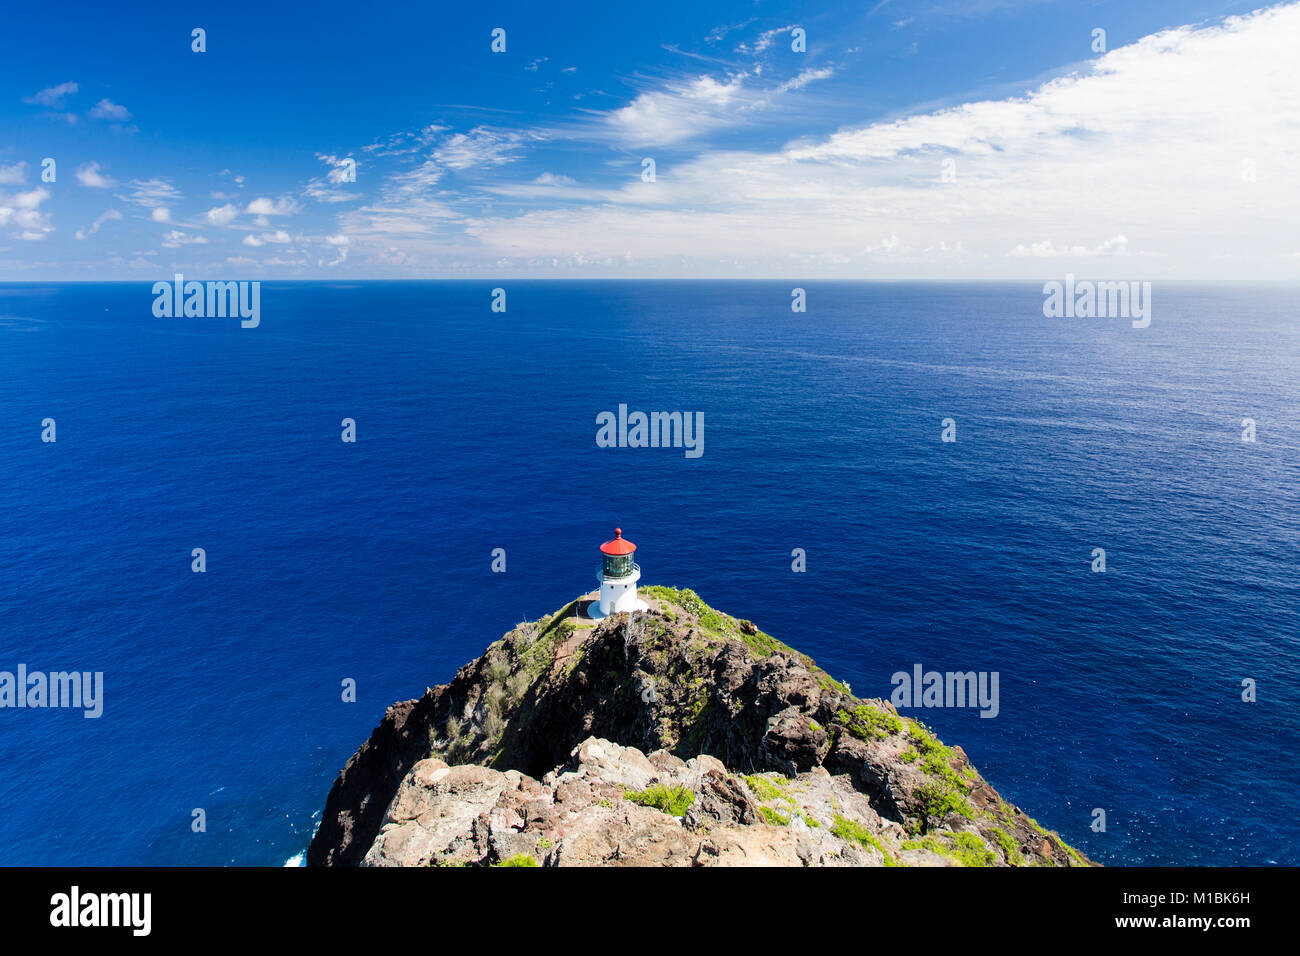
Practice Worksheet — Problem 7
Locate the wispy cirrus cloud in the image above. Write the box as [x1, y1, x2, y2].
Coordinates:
[432, 127, 532, 169]
[23, 81, 78, 108]
[579, 63, 836, 148]
[304, 154, 361, 203]
[74, 209, 122, 240]
[443, 3, 1300, 278]
[88, 98, 131, 120]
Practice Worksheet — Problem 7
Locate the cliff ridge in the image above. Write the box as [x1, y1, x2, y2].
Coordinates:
[307, 587, 1092, 867]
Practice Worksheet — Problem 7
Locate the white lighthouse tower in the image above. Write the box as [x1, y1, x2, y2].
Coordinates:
[588, 527, 649, 619]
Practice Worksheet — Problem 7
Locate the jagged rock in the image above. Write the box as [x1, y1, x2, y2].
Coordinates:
[308, 588, 1094, 868]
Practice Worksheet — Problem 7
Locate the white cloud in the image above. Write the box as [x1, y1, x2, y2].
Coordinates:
[151, 207, 171, 222]
[323, 233, 349, 266]
[75, 162, 115, 188]
[736, 24, 798, 55]
[89, 98, 131, 120]
[205, 203, 239, 226]
[432, 128, 527, 170]
[74, 209, 123, 240]
[161, 230, 208, 247]
[0, 163, 26, 185]
[304, 154, 361, 203]
[243, 230, 291, 246]
[1008, 235, 1143, 258]
[0, 187, 54, 239]
[245, 196, 299, 217]
[24, 81, 78, 107]
[599, 75, 748, 147]
[456, 3, 1300, 278]
[119, 178, 181, 210]
[591, 65, 835, 148]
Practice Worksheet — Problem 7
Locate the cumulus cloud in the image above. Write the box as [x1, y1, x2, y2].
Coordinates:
[243, 230, 291, 246]
[245, 197, 299, 221]
[161, 230, 207, 247]
[75, 162, 115, 188]
[205, 203, 239, 226]
[0, 187, 54, 239]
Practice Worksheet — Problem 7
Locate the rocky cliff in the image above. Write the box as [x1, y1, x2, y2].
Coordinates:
[307, 586, 1092, 867]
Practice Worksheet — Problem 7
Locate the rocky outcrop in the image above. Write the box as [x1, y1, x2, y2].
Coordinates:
[307, 587, 1092, 867]
[363, 736, 902, 867]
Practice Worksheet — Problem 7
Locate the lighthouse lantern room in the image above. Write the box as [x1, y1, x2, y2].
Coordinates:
[588, 527, 650, 619]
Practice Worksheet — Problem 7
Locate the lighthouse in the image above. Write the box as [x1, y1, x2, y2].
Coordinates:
[588, 527, 650, 619]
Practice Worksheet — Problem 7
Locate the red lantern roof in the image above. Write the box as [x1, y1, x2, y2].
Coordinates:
[599, 527, 636, 555]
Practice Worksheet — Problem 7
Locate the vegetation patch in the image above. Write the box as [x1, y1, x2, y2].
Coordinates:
[640, 586, 851, 693]
[494, 854, 538, 867]
[831, 814, 900, 866]
[624, 783, 695, 817]
[742, 774, 788, 802]
[912, 781, 975, 830]
[759, 806, 790, 826]
[833, 703, 904, 742]
[906, 719, 973, 793]
[990, 826, 1022, 865]
[948, 832, 997, 867]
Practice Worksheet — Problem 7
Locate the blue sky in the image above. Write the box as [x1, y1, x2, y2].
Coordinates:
[2, 0, 1296, 279]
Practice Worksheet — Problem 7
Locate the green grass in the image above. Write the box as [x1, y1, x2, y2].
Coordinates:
[518, 602, 582, 679]
[831, 814, 900, 866]
[990, 827, 1022, 865]
[948, 832, 997, 867]
[833, 703, 904, 742]
[906, 719, 976, 796]
[913, 781, 974, 828]
[899, 832, 995, 866]
[494, 854, 538, 867]
[624, 783, 695, 817]
[759, 806, 790, 826]
[742, 774, 787, 802]
[639, 585, 851, 692]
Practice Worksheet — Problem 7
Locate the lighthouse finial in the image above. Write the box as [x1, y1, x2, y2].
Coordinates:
[614, 527, 622, 538]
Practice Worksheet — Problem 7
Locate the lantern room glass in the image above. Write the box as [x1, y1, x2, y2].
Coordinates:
[602, 553, 633, 578]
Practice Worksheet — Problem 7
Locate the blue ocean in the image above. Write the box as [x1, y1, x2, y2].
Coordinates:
[1, 280, 1296, 867]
